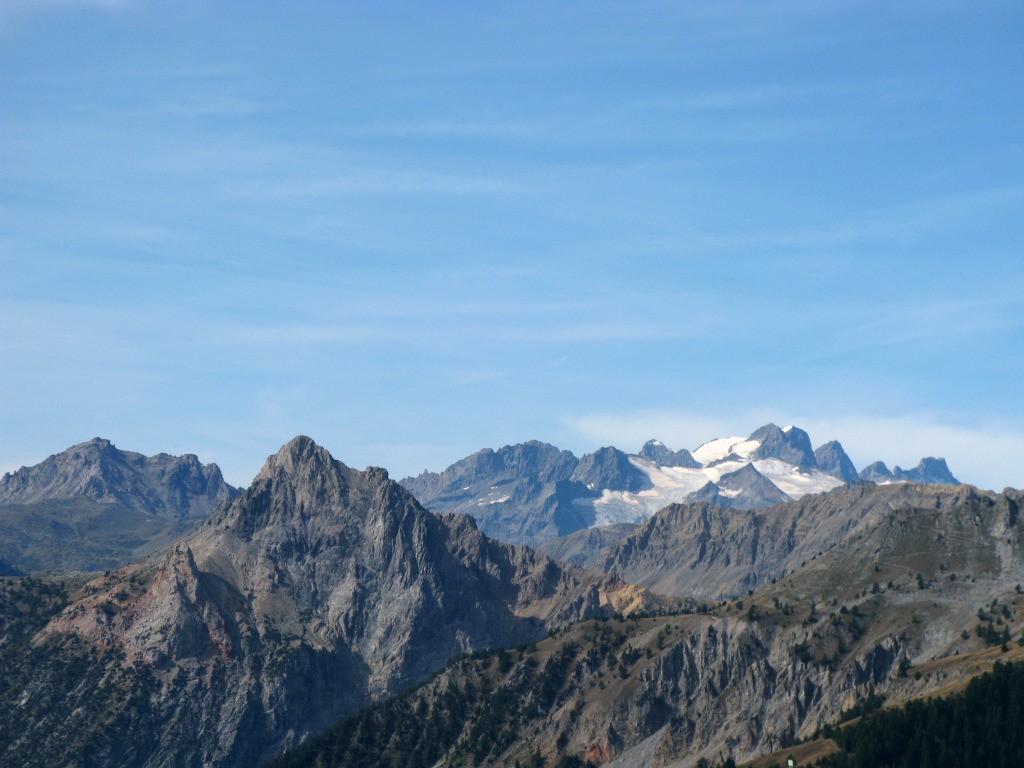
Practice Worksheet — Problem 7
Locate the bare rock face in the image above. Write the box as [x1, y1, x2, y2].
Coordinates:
[716, 463, 790, 508]
[538, 522, 640, 567]
[638, 440, 701, 469]
[599, 483, 1003, 599]
[11, 436, 622, 768]
[814, 440, 859, 482]
[571, 446, 653, 493]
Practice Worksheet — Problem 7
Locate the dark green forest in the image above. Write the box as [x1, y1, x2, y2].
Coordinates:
[816, 661, 1024, 768]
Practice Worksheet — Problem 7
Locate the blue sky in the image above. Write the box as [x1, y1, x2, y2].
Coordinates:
[2, 1, 1023, 490]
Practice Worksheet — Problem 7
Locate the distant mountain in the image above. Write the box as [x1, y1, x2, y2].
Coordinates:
[637, 438, 699, 468]
[859, 460, 893, 482]
[893, 456, 959, 484]
[0, 437, 233, 517]
[570, 445, 651, 492]
[403, 423, 961, 548]
[537, 522, 639, 568]
[815, 440, 859, 482]
[0, 437, 638, 768]
[400, 441, 595, 547]
[0, 438, 236, 572]
[749, 423, 817, 468]
[716, 462, 791, 507]
[857, 456, 959, 485]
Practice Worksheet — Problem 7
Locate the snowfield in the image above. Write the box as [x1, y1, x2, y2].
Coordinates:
[574, 453, 845, 526]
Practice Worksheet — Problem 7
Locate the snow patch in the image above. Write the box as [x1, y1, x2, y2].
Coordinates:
[751, 459, 844, 498]
[692, 436, 747, 464]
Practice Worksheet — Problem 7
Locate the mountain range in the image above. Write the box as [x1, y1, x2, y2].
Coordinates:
[400, 423, 958, 547]
[0, 431, 1008, 768]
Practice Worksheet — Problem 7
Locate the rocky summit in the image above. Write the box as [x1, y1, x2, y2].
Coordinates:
[0, 436, 641, 768]
[0, 438, 236, 572]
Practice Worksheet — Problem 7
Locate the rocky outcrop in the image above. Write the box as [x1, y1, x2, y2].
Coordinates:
[638, 440, 701, 469]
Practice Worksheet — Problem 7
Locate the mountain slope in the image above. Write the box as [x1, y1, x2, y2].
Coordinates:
[0, 438, 236, 572]
[0, 437, 637, 768]
[266, 481, 1024, 768]
[597, 483, 1006, 599]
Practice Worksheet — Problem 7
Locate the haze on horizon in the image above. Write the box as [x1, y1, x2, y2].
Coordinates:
[1, 1, 1022, 491]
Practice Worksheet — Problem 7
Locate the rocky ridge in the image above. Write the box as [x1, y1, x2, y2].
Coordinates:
[580, 483, 1003, 599]
[0, 438, 236, 572]
[0, 437, 234, 518]
[401, 424, 961, 549]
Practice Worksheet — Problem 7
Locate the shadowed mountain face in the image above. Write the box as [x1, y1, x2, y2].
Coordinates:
[400, 441, 595, 547]
[815, 440, 859, 482]
[0, 438, 236, 572]
[749, 423, 818, 468]
[0, 437, 632, 768]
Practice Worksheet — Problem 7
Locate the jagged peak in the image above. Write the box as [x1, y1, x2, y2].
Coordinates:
[256, 435, 341, 481]
[749, 423, 817, 469]
[721, 461, 766, 480]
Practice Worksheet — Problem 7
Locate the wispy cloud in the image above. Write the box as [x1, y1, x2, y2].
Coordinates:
[155, 96, 259, 118]
[691, 185, 1024, 252]
[562, 410, 742, 454]
[221, 169, 521, 199]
